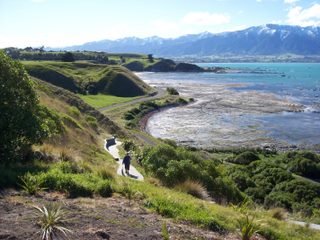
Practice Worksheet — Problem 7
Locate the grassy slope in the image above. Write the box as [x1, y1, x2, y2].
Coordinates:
[23, 61, 154, 96]
[33, 77, 117, 162]
[79, 94, 139, 108]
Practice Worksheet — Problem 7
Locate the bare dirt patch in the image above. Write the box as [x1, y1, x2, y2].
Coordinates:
[0, 191, 245, 240]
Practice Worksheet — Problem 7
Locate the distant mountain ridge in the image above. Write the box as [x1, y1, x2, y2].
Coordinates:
[56, 24, 320, 57]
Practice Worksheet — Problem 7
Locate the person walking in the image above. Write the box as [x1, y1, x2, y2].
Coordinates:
[122, 152, 131, 175]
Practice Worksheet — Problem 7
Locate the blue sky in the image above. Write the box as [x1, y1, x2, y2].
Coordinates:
[0, 0, 319, 47]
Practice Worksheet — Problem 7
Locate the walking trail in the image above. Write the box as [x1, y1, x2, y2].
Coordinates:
[104, 139, 144, 181]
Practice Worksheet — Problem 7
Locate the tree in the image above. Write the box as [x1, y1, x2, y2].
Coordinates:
[61, 52, 75, 62]
[0, 51, 62, 163]
[120, 56, 126, 64]
[147, 54, 154, 63]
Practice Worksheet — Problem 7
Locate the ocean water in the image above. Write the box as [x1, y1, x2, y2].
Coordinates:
[137, 63, 320, 149]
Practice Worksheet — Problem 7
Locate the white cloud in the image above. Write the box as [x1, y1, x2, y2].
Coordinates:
[181, 12, 230, 25]
[284, 0, 299, 4]
[287, 3, 320, 26]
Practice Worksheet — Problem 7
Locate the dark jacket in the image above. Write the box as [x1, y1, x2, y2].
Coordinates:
[123, 155, 131, 168]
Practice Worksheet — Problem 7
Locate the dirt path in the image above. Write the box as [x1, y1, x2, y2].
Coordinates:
[289, 220, 320, 231]
[98, 88, 166, 112]
[104, 140, 144, 181]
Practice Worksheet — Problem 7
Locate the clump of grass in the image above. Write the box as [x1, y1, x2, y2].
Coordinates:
[61, 114, 83, 129]
[174, 180, 209, 200]
[119, 182, 134, 206]
[85, 115, 98, 129]
[38, 170, 94, 198]
[59, 148, 73, 162]
[19, 172, 44, 195]
[147, 177, 162, 187]
[161, 222, 170, 240]
[34, 204, 72, 240]
[269, 208, 287, 221]
[68, 106, 80, 117]
[96, 167, 115, 180]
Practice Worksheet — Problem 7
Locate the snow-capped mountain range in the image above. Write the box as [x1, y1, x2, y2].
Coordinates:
[57, 24, 320, 57]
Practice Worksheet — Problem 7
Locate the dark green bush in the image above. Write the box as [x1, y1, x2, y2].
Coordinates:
[177, 98, 188, 104]
[38, 170, 94, 198]
[229, 168, 255, 191]
[122, 139, 136, 152]
[96, 180, 113, 197]
[232, 151, 260, 165]
[264, 192, 294, 210]
[123, 112, 135, 120]
[288, 157, 320, 179]
[166, 87, 179, 95]
[141, 144, 243, 203]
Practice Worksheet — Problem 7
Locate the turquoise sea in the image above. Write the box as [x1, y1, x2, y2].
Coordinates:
[138, 63, 320, 149]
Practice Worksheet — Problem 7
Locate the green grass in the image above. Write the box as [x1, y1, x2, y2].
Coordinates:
[23, 61, 154, 96]
[118, 179, 320, 240]
[79, 94, 139, 108]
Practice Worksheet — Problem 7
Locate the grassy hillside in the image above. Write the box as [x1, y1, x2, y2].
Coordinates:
[23, 61, 153, 97]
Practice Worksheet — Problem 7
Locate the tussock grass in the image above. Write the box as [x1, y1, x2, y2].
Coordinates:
[174, 180, 209, 200]
[96, 167, 116, 180]
[269, 208, 288, 221]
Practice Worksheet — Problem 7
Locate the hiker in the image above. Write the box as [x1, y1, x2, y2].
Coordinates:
[122, 152, 131, 175]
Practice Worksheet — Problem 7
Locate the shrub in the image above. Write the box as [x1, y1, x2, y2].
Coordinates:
[288, 157, 320, 179]
[96, 180, 113, 198]
[122, 139, 136, 152]
[34, 204, 72, 240]
[61, 52, 75, 62]
[38, 171, 94, 198]
[174, 180, 209, 199]
[177, 98, 188, 104]
[123, 112, 135, 120]
[229, 169, 255, 191]
[166, 87, 179, 95]
[264, 192, 294, 210]
[234, 151, 260, 165]
[141, 145, 243, 203]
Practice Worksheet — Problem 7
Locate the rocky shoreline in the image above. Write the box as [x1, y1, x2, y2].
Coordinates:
[142, 80, 320, 152]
